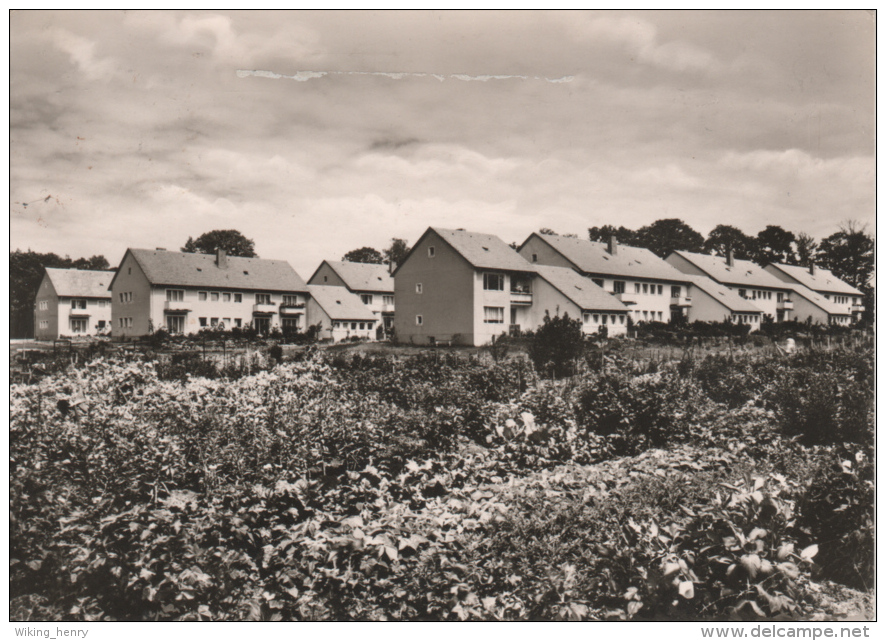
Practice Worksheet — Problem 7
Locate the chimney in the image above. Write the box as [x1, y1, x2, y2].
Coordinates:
[608, 235, 618, 255]
[726, 249, 734, 267]
[216, 248, 227, 269]
[809, 262, 816, 275]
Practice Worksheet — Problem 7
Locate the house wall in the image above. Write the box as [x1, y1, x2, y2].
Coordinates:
[394, 230, 476, 345]
[306, 298, 375, 342]
[309, 263, 348, 288]
[685, 287, 732, 324]
[789, 294, 833, 326]
[111, 253, 153, 338]
[518, 236, 576, 270]
[59, 297, 112, 337]
[148, 287, 307, 335]
[34, 276, 59, 340]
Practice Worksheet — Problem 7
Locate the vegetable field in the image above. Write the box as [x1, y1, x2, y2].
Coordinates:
[9, 344, 874, 621]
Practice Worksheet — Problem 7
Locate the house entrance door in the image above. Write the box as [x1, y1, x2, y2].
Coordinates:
[253, 316, 270, 335]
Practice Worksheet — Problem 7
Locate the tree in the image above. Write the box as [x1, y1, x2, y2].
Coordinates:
[815, 221, 874, 290]
[9, 249, 112, 338]
[539, 228, 558, 236]
[342, 247, 384, 264]
[754, 225, 797, 266]
[528, 311, 585, 378]
[588, 225, 637, 245]
[703, 225, 757, 260]
[182, 230, 257, 257]
[794, 232, 817, 267]
[634, 218, 705, 258]
[383, 238, 410, 266]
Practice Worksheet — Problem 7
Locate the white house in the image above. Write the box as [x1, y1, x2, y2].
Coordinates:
[108, 248, 310, 337]
[308, 260, 395, 336]
[764, 262, 864, 322]
[306, 285, 379, 342]
[34, 267, 114, 339]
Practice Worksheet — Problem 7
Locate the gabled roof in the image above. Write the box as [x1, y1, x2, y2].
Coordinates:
[312, 260, 394, 293]
[683, 275, 763, 314]
[534, 265, 628, 312]
[523, 233, 691, 282]
[783, 282, 851, 317]
[115, 249, 308, 292]
[670, 250, 787, 290]
[45, 267, 114, 298]
[308, 285, 378, 321]
[418, 227, 534, 273]
[766, 262, 863, 296]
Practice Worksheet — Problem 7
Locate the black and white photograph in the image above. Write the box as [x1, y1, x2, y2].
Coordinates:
[8, 9, 875, 629]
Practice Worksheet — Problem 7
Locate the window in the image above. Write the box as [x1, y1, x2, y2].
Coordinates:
[256, 293, 271, 305]
[658, 285, 663, 295]
[601, 314, 607, 325]
[738, 289, 746, 298]
[128, 267, 131, 275]
[333, 322, 340, 329]
[166, 316, 185, 334]
[118, 292, 132, 304]
[99, 300, 109, 307]
[361, 294, 373, 305]
[351, 322, 358, 330]
[223, 318, 231, 326]
[211, 292, 220, 302]
[323, 276, 328, 282]
[619, 315, 625, 324]
[483, 273, 504, 291]
[643, 311, 648, 320]
[71, 299, 86, 309]
[71, 318, 87, 333]
[199, 317, 208, 327]
[283, 295, 300, 306]
[234, 318, 242, 328]
[593, 314, 599, 323]
[282, 317, 300, 331]
[416, 283, 423, 294]
[211, 318, 219, 326]
[39, 320, 48, 329]
[199, 292, 208, 301]
[38, 300, 48, 310]
[613, 281, 625, 294]
[642, 283, 648, 294]
[234, 293, 242, 303]
[658, 311, 663, 321]
[118, 317, 132, 329]
[611, 315, 616, 324]
[592, 278, 604, 288]
[635, 283, 641, 294]
[383, 295, 394, 305]
[428, 246, 435, 258]
[583, 313, 590, 324]
[359, 322, 365, 330]
[223, 293, 231, 302]
[416, 315, 423, 326]
[531, 253, 538, 263]
[484, 306, 504, 324]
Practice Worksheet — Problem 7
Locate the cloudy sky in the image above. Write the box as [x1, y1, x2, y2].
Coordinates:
[10, 10, 875, 277]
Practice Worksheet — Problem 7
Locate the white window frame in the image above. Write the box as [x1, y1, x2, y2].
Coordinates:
[198, 291, 208, 301]
[383, 295, 394, 305]
[255, 293, 272, 305]
[361, 294, 373, 305]
[483, 306, 505, 324]
[166, 289, 184, 302]
[416, 315, 423, 326]
[71, 299, 87, 310]
[282, 295, 301, 306]
[416, 283, 423, 294]
[428, 246, 435, 258]
[234, 293, 243, 303]
[483, 273, 504, 291]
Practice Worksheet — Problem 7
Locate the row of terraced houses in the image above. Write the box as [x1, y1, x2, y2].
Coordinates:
[34, 227, 865, 344]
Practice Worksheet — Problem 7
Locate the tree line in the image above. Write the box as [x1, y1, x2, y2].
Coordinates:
[10, 221, 873, 338]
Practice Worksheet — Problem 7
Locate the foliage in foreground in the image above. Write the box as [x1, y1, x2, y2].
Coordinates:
[10, 346, 874, 620]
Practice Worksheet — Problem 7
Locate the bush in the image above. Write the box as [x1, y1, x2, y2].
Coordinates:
[528, 312, 584, 378]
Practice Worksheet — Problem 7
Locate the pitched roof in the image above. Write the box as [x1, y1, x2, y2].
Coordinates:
[318, 260, 394, 293]
[431, 227, 535, 272]
[308, 285, 378, 321]
[783, 282, 851, 316]
[534, 265, 628, 312]
[766, 262, 863, 296]
[670, 250, 787, 290]
[526, 233, 691, 282]
[45, 267, 114, 298]
[683, 275, 763, 314]
[124, 249, 307, 292]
